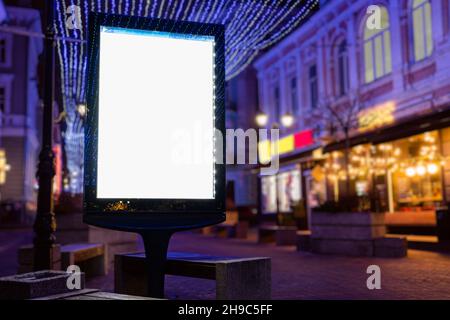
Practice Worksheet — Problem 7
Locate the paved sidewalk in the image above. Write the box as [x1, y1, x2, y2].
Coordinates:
[94, 230, 450, 300]
[2, 228, 450, 299]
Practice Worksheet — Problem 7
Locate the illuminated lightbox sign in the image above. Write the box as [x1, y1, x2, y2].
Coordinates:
[97, 27, 215, 199]
[84, 13, 225, 229]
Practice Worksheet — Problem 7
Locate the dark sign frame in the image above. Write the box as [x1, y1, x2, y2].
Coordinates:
[84, 12, 225, 232]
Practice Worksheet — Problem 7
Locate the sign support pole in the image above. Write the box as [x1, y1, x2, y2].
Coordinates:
[141, 231, 173, 298]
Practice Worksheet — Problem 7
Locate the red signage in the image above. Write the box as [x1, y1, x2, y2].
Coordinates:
[294, 129, 314, 149]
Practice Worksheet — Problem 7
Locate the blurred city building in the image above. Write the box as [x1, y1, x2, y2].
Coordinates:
[225, 68, 259, 210]
[0, 5, 43, 225]
[233, 0, 450, 234]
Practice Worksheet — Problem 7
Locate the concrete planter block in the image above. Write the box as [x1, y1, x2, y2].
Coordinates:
[258, 225, 297, 245]
[373, 236, 408, 258]
[201, 226, 214, 235]
[309, 211, 407, 258]
[275, 228, 297, 246]
[0, 270, 85, 300]
[310, 211, 387, 257]
[311, 211, 385, 226]
[235, 221, 249, 239]
[311, 238, 374, 257]
[17, 245, 62, 273]
[311, 225, 386, 240]
[296, 230, 311, 252]
[18, 244, 61, 266]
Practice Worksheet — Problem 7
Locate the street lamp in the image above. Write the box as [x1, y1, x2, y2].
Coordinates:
[255, 110, 269, 127]
[0, 149, 11, 185]
[280, 112, 294, 128]
[77, 103, 87, 118]
[34, 0, 56, 271]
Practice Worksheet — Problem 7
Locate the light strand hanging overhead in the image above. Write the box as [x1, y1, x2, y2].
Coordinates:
[54, 0, 319, 193]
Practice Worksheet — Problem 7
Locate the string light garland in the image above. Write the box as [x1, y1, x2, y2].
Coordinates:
[54, 0, 319, 193]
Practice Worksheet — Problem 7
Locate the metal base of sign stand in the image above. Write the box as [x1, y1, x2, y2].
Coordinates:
[140, 231, 173, 299]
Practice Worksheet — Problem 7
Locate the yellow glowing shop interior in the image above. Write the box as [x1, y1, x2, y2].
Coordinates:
[324, 130, 445, 216]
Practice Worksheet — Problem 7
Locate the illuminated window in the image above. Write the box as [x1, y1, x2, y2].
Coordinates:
[308, 64, 318, 108]
[411, 0, 433, 62]
[336, 40, 349, 96]
[390, 131, 442, 212]
[363, 6, 392, 83]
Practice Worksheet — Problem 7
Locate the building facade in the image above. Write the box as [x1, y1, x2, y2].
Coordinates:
[225, 67, 260, 209]
[252, 0, 450, 232]
[0, 6, 43, 225]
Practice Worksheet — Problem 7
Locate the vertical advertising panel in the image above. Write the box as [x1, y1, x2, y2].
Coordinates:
[84, 14, 225, 230]
[97, 27, 215, 200]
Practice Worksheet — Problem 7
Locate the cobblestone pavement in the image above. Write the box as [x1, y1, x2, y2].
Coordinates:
[162, 231, 450, 300]
[2, 228, 450, 299]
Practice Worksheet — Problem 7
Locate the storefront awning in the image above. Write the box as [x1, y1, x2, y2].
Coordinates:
[323, 107, 450, 153]
[278, 144, 319, 165]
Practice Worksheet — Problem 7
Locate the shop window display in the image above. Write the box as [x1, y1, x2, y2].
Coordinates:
[323, 145, 374, 211]
[277, 169, 302, 213]
[323, 130, 444, 214]
[261, 169, 302, 215]
[261, 175, 277, 214]
[390, 131, 442, 212]
[308, 165, 327, 209]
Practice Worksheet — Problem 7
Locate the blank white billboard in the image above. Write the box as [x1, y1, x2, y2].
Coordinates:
[96, 27, 215, 199]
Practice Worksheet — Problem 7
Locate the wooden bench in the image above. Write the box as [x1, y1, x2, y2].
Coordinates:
[61, 243, 108, 276]
[258, 225, 297, 246]
[115, 252, 271, 300]
[17, 245, 61, 274]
